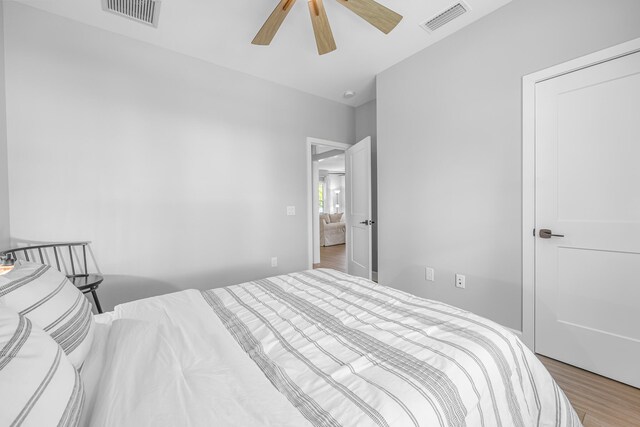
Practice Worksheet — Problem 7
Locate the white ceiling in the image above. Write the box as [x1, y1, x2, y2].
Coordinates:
[319, 153, 345, 172]
[13, 0, 511, 106]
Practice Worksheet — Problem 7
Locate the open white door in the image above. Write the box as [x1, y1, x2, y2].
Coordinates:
[534, 50, 640, 387]
[345, 137, 372, 280]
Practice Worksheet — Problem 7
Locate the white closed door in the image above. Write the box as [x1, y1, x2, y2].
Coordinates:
[535, 51, 640, 387]
[345, 137, 372, 280]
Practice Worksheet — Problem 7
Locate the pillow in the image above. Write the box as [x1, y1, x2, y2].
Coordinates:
[0, 260, 95, 368]
[0, 306, 84, 426]
[329, 212, 343, 223]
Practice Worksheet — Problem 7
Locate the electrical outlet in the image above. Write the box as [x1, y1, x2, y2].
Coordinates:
[455, 274, 465, 289]
[286, 206, 296, 216]
[425, 267, 435, 282]
[271, 257, 278, 267]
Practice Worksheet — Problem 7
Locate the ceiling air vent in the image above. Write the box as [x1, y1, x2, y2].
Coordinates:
[101, 0, 161, 27]
[420, 2, 469, 33]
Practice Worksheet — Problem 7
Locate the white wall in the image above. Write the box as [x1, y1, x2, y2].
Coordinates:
[355, 100, 377, 273]
[377, 0, 640, 330]
[4, 3, 355, 311]
[0, 2, 9, 249]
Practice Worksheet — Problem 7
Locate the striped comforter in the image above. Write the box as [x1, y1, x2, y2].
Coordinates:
[202, 269, 580, 427]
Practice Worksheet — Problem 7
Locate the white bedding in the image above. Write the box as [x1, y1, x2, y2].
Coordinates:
[84, 269, 581, 427]
[79, 312, 114, 427]
[88, 289, 311, 427]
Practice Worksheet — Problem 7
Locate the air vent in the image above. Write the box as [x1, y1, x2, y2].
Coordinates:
[420, 2, 469, 33]
[101, 0, 161, 27]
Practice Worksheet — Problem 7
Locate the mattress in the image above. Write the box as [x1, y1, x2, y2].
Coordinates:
[82, 269, 581, 426]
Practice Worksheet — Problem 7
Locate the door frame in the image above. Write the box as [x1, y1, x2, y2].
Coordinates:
[521, 37, 640, 350]
[306, 137, 352, 269]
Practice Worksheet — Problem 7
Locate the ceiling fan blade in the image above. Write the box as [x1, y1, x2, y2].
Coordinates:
[308, 0, 336, 55]
[335, 0, 402, 34]
[252, 0, 297, 45]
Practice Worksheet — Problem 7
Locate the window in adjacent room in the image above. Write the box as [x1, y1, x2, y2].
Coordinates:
[318, 180, 325, 213]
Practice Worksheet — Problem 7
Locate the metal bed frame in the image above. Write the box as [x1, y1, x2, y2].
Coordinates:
[0, 242, 104, 313]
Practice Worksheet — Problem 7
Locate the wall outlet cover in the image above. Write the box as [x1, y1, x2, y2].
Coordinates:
[271, 257, 278, 267]
[286, 206, 296, 216]
[425, 267, 435, 281]
[455, 274, 466, 289]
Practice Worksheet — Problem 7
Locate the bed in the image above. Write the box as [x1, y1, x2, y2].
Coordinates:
[77, 268, 580, 427]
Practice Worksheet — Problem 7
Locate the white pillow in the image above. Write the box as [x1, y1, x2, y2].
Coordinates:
[0, 306, 84, 426]
[0, 260, 95, 368]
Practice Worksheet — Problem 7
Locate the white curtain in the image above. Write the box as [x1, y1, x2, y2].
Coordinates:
[326, 174, 345, 214]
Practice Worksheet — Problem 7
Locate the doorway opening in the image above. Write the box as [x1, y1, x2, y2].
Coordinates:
[309, 141, 347, 273]
[306, 136, 374, 280]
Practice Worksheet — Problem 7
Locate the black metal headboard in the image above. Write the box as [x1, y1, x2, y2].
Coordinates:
[0, 242, 104, 313]
[0, 242, 93, 276]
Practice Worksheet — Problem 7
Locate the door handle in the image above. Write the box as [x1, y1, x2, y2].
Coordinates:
[539, 229, 564, 239]
[359, 220, 375, 226]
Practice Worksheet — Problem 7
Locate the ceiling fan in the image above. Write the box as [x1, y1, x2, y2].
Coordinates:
[251, 0, 403, 55]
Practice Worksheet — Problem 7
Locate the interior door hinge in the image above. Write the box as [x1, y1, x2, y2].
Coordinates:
[532, 228, 535, 237]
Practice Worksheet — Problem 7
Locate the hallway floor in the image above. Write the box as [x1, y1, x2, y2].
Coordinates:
[313, 244, 346, 273]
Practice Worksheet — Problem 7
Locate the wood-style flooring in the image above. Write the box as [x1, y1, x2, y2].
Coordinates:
[313, 244, 640, 426]
[538, 355, 640, 426]
[313, 244, 347, 273]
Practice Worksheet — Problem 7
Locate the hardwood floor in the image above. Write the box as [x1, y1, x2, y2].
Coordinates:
[313, 247, 640, 426]
[313, 244, 346, 273]
[538, 355, 640, 426]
